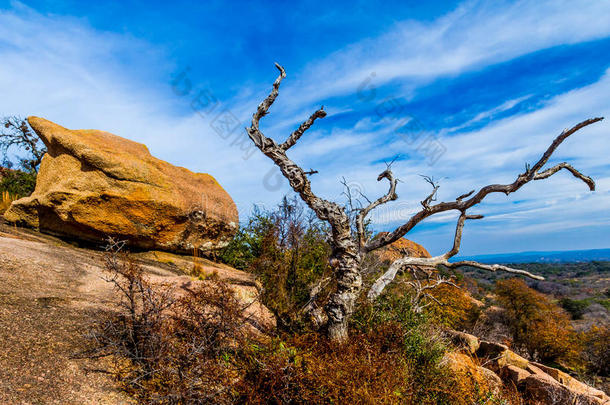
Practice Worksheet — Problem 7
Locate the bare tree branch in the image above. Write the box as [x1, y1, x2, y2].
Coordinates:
[355, 168, 398, 249]
[301, 277, 331, 328]
[246, 64, 360, 342]
[246, 64, 343, 225]
[281, 107, 327, 151]
[529, 118, 603, 173]
[533, 162, 595, 190]
[406, 268, 460, 312]
[456, 190, 475, 201]
[367, 249, 543, 301]
[367, 211, 542, 301]
[420, 175, 440, 210]
[443, 260, 544, 279]
[365, 117, 603, 252]
[248, 63, 286, 148]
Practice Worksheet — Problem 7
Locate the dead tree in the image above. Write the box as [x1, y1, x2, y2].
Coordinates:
[246, 63, 603, 342]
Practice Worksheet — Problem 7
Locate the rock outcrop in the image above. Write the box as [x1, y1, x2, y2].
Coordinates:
[375, 234, 431, 263]
[4, 117, 238, 253]
[443, 352, 504, 395]
[447, 330, 610, 404]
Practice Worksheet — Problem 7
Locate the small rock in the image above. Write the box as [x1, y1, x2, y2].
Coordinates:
[476, 340, 529, 370]
[502, 364, 531, 386]
[526, 363, 547, 377]
[523, 374, 605, 405]
[446, 330, 480, 354]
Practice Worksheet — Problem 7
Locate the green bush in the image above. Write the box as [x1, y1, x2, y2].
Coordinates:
[0, 168, 36, 197]
[560, 297, 590, 320]
[351, 293, 447, 370]
[220, 196, 332, 331]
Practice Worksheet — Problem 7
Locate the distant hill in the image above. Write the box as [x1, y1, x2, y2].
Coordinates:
[455, 248, 610, 264]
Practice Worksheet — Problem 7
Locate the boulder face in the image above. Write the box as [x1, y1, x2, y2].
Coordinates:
[375, 233, 431, 263]
[4, 117, 238, 253]
[449, 330, 610, 405]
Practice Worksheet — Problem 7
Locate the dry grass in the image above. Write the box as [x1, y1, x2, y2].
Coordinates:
[0, 190, 18, 213]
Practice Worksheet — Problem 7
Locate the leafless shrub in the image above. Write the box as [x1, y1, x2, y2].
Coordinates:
[85, 239, 253, 404]
[0, 116, 46, 172]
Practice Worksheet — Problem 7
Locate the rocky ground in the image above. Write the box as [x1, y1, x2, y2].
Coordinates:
[0, 220, 265, 404]
[447, 330, 610, 404]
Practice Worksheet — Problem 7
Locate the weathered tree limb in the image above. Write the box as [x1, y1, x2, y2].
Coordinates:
[443, 261, 544, 279]
[401, 267, 459, 312]
[355, 168, 398, 249]
[246, 64, 360, 342]
[529, 118, 602, 173]
[301, 277, 331, 328]
[456, 190, 475, 201]
[367, 250, 544, 301]
[533, 162, 594, 190]
[281, 107, 327, 151]
[246, 64, 344, 225]
[367, 211, 543, 301]
[365, 117, 603, 252]
[420, 175, 440, 210]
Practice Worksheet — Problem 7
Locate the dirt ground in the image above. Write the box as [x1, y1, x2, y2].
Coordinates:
[0, 223, 137, 404]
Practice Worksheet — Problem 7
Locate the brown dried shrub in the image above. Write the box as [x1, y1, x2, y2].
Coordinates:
[495, 279, 579, 364]
[86, 241, 249, 404]
[88, 242, 520, 404]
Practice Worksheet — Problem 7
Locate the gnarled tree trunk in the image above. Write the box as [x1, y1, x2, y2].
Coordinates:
[325, 244, 361, 342]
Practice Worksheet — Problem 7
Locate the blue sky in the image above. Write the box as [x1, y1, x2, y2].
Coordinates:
[1, 0, 609, 255]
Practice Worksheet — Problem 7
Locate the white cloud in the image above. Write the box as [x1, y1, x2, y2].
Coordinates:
[0, 1, 609, 254]
[243, 0, 610, 118]
[446, 95, 533, 133]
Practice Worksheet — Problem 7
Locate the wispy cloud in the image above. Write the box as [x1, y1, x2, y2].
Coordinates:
[0, 1, 608, 255]
[239, 0, 610, 118]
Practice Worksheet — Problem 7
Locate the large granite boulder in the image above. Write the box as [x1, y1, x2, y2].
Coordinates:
[4, 117, 238, 253]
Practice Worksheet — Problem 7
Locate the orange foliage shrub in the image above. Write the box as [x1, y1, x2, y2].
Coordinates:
[580, 325, 610, 377]
[428, 283, 482, 331]
[495, 279, 579, 364]
[239, 322, 510, 404]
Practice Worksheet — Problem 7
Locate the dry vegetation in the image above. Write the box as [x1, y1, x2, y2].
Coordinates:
[88, 262, 514, 404]
[0, 190, 18, 213]
[2, 115, 605, 402]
